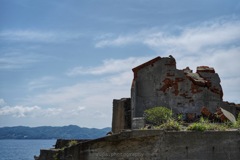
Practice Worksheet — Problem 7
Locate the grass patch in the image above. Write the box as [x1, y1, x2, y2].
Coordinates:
[187, 117, 228, 131]
[231, 113, 240, 128]
[143, 106, 240, 131]
[155, 119, 181, 131]
[187, 122, 208, 131]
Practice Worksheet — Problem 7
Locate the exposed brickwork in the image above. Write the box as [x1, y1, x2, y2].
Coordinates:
[131, 55, 237, 118]
[191, 83, 203, 94]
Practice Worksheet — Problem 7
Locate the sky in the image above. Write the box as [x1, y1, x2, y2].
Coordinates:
[0, 0, 240, 128]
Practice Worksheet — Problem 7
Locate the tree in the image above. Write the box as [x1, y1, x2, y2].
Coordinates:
[144, 106, 172, 126]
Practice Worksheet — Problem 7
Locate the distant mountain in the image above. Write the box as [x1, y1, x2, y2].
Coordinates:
[0, 125, 111, 139]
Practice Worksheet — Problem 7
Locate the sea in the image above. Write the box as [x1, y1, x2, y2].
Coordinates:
[0, 139, 56, 160]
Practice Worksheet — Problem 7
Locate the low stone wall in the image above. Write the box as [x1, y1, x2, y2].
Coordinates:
[35, 149, 59, 160]
[37, 130, 240, 160]
[55, 139, 90, 149]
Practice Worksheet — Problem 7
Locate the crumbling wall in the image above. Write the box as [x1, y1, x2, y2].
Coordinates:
[131, 56, 236, 119]
[112, 98, 131, 133]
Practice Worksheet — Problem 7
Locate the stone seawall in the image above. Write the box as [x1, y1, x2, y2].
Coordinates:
[37, 130, 240, 160]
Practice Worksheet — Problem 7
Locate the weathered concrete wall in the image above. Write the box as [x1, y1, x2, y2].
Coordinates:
[55, 139, 90, 149]
[39, 130, 240, 160]
[132, 117, 145, 129]
[112, 98, 131, 133]
[36, 149, 59, 160]
[131, 56, 236, 119]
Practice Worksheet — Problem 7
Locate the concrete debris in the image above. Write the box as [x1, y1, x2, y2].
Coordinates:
[201, 107, 236, 123]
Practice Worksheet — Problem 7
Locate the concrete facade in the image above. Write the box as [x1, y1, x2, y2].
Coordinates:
[38, 130, 240, 160]
[131, 56, 236, 120]
[112, 98, 131, 133]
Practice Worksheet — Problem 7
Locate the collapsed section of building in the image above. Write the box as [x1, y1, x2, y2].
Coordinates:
[112, 55, 239, 133]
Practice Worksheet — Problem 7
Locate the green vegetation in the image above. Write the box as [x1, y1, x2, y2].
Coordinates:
[58, 140, 79, 151]
[187, 117, 227, 131]
[144, 106, 180, 131]
[156, 119, 181, 131]
[144, 106, 172, 125]
[187, 122, 208, 131]
[237, 113, 240, 125]
[187, 117, 208, 131]
[230, 113, 240, 128]
[143, 106, 240, 131]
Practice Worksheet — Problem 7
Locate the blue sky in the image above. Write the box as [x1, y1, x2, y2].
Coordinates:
[0, 0, 240, 128]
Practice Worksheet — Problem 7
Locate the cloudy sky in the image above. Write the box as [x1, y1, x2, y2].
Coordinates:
[0, 0, 239, 128]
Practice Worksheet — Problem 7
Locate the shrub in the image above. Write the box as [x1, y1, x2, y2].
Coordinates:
[187, 122, 208, 131]
[187, 118, 209, 131]
[144, 106, 172, 126]
[158, 119, 181, 131]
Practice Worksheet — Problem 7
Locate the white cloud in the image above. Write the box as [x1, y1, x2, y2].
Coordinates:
[93, 17, 240, 104]
[0, 105, 41, 118]
[0, 104, 64, 118]
[67, 56, 152, 76]
[64, 106, 86, 116]
[176, 46, 240, 73]
[108, 71, 133, 85]
[26, 80, 130, 107]
[42, 108, 63, 117]
[95, 35, 139, 48]
[95, 17, 240, 53]
[143, 19, 240, 53]
[28, 76, 55, 91]
[0, 99, 64, 118]
[175, 46, 240, 103]
[0, 30, 83, 43]
[22, 65, 135, 127]
[0, 30, 55, 42]
[0, 99, 6, 106]
[0, 52, 39, 69]
[221, 77, 240, 104]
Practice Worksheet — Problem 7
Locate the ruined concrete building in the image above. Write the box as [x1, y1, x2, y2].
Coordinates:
[37, 55, 240, 160]
[112, 56, 239, 133]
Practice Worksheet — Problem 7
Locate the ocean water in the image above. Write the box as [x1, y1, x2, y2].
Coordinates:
[0, 140, 56, 160]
